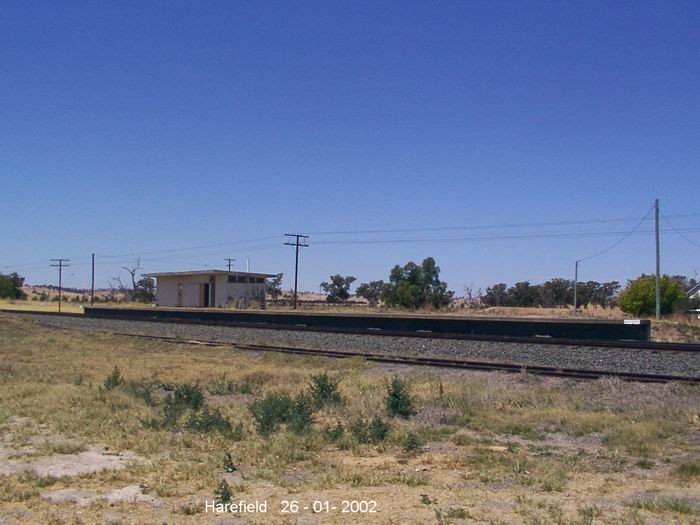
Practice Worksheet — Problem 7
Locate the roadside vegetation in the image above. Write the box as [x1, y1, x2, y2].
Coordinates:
[0, 315, 698, 524]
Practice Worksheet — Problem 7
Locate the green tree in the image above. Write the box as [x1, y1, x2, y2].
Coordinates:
[266, 273, 284, 304]
[539, 278, 573, 307]
[382, 257, 453, 309]
[355, 280, 384, 307]
[618, 274, 685, 316]
[508, 281, 539, 307]
[0, 273, 26, 299]
[320, 274, 356, 303]
[134, 277, 155, 303]
[482, 283, 508, 307]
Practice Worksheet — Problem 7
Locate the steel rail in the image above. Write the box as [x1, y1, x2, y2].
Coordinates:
[110, 332, 700, 384]
[3, 308, 700, 353]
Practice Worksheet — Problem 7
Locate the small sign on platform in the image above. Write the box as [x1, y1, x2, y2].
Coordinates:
[624, 319, 641, 325]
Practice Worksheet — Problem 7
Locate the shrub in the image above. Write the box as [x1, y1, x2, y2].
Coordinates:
[368, 416, 390, 442]
[289, 394, 314, 434]
[675, 461, 700, 479]
[103, 367, 123, 390]
[249, 392, 294, 437]
[618, 275, 685, 316]
[173, 383, 204, 411]
[324, 422, 345, 442]
[185, 406, 233, 434]
[214, 479, 232, 504]
[223, 451, 236, 473]
[402, 431, 425, 452]
[309, 372, 343, 408]
[386, 377, 415, 418]
[122, 381, 155, 406]
[349, 416, 390, 444]
[160, 395, 185, 429]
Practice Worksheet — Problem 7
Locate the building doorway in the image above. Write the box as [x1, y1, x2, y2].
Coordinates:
[200, 283, 210, 307]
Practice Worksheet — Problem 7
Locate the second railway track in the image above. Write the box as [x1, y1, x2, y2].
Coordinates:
[111, 331, 700, 384]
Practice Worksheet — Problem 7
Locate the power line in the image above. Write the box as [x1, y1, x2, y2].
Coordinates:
[307, 213, 700, 236]
[312, 225, 699, 246]
[224, 258, 236, 272]
[96, 235, 282, 258]
[576, 206, 655, 263]
[662, 213, 700, 249]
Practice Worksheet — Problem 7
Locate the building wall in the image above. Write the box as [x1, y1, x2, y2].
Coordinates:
[155, 274, 266, 308]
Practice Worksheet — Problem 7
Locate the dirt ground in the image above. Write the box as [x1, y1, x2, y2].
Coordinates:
[0, 315, 699, 524]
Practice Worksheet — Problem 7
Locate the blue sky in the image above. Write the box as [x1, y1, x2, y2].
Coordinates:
[2, 1, 699, 293]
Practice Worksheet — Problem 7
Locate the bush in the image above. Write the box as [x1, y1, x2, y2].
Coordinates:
[223, 451, 236, 473]
[323, 422, 345, 442]
[249, 392, 294, 437]
[402, 431, 425, 452]
[386, 377, 415, 418]
[618, 275, 686, 316]
[350, 416, 390, 444]
[309, 372, 343, 408]
[185, 406, 233, 434]
[122, 381, 155, 406]
[368, 416, 390, 442]
[289, 394, 314, 434]
[214, 479, 232, 504]
[103, 367, 123, 390]
[173, 383, 204, 411]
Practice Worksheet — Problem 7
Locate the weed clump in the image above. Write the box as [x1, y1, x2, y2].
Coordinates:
[186, 406, 233, 434]
[323, 422, 345, 442]
[289, 394, 314, 435]
[173, 383, 204, 411]
[214, 479, 232, 504]
[350, 416, 390, 444]
[103, 366, 123, 390]
[249, 392, 294, 437]
[386, 376, 415, 418]
[402, 431, 425, 452]
[674, 461, 700, 479]
[309, 372, 343, 408]
[249, 391, 314, 436]
[223, 451, 236, 473]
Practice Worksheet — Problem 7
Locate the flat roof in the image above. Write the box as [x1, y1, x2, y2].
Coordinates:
[143, 270, 275, 278]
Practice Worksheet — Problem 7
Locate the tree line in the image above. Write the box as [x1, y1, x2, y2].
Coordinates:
[480, 279, 621, 309]
[320, 257, 453, 309]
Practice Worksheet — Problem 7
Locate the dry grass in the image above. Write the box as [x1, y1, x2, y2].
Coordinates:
[0, 315, 699, 523]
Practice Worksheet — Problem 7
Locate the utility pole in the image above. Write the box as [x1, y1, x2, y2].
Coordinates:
[50, 259, 70, 313]
[573, 259, 580, 314]
[283, 233, 309, 310]
[655, 198, 661, 320]
[91, 253, 95, 305]
[224, 258, 235, 272]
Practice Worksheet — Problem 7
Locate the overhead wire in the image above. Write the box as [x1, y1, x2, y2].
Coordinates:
[576, 206, 655, 263]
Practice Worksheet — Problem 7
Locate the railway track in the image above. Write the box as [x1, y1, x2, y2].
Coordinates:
[111, 332, 700, 384]
[3, 308, 700, 353]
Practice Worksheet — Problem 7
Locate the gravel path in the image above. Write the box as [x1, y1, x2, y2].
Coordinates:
[5, 312, 700, 378]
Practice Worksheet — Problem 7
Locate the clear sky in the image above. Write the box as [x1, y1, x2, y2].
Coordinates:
[2, 1, 699, 293]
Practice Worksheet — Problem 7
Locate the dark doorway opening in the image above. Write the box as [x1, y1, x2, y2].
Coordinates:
[202, 283, 210, 307]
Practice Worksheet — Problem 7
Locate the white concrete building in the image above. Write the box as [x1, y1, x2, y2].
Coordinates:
[144, 270, 274, 308]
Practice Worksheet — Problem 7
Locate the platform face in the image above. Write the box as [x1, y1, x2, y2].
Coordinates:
[83, 307, 651, 341]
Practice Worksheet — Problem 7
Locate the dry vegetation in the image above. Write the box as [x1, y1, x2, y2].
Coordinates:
[0, 316, 699, 524]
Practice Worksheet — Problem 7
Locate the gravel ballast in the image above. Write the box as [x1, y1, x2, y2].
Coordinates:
[5, 312, 700, 378]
